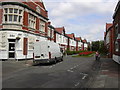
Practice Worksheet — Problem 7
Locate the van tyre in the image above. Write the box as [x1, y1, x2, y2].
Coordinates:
[54, 58, 57, 64]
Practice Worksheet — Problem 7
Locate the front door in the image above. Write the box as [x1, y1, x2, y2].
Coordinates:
[8, 39, 16, 59]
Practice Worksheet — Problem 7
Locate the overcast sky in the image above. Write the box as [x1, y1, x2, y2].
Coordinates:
[43, 0, 118, 42]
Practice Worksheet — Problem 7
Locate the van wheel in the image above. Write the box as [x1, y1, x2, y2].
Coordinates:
[61, 56, 63, 61]
[54, 57, 57, 64]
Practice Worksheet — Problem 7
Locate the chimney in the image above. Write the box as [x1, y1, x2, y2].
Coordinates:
[48, 22, 51, 25]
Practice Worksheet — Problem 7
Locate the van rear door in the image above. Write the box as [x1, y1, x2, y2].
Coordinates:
[34, 42, 41, 59]
[40, 41, 49, 59]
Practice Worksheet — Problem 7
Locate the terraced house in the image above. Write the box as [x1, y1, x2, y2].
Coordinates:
[104, 23, 114, 58]
[54, 27, 68, 52]
[112, 0, 120, 64]
[0, 1, 49, 60]
[0, 0, 88, 61]
[75, 37, 82, 51]
[66, 33, 77, 51]
[104, 0, 120, 64]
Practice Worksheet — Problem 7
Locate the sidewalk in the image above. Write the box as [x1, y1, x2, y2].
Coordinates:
[92, 58, 120, 88]
[2, 60, 33, 78]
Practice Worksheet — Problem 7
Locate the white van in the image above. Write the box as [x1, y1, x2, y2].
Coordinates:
[33, 41, 63, 64]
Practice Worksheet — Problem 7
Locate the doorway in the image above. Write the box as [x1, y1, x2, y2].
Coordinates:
[8, 39, 16, 59]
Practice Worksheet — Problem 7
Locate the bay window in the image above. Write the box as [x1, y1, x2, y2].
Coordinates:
[4, 8, 23, 24]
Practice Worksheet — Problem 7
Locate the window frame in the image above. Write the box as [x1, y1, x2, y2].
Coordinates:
[3, 8, 23, 24]
[28, 14, 36, 29]
[39, 20, 45, 33]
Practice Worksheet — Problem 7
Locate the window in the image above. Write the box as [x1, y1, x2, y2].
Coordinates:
[115, 41, 119, 52]
[4, 8, 23, 24]
[51, 29, 54, 38]
[39, 20, 45, 32]
[29, 14, 36, 29]
[115, 24, 118, 39]
[48, 27, 51, 37]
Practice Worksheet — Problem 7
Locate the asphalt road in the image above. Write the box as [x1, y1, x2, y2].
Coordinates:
[2, 56, 101, 88]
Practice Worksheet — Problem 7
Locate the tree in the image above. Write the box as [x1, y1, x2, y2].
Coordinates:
[91, 41, 100, 51]
[91, 40, 108, 55]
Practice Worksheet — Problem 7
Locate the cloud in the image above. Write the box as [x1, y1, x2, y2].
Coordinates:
[43, 0, 118, 42]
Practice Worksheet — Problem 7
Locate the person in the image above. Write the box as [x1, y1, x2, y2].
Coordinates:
[95, 51, 100, 61]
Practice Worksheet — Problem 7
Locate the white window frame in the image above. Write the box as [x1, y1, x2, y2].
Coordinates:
[48, 27, 51, 37]
[39, 20, 45, 33]
[3, 8, 23, 24]
[28, 14, 36, 29]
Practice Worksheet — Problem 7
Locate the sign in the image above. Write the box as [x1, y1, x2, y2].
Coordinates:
[0, 32, 7, 50]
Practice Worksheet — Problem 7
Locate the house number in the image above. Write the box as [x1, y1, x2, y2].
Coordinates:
[10, 34, 15, 37]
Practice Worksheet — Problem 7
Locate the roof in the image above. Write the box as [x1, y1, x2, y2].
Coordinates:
[82, 39, 87, 43]
[66, 33, 75, 39]
[55, 27, 65, 34]
[75, 37, 82, 41]
[113, 1, 120, 19]
[106, 23, 113, 31]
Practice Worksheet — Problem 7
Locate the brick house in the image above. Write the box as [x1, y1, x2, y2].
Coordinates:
[104, 23, 114, 58]
[47, 22, 54, 41]
[112, 1, 120, 64]
[81, 39, 88, 50]
[75, 37, 82, 51]
[66, 33, 77, 51]
[54, 27, 68, 52]
[0, 1, 49, 60]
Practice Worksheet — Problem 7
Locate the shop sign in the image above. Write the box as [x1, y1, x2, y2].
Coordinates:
[0, 32, 7, 50]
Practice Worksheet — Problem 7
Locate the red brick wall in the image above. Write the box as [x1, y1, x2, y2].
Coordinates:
[45, 22, 48, 36]
[23, 38, 28, 55]
[36, 17, 39, 30]
[67, 38, 70, 50]
[22, 11, 28, 30]
[113, 6, 120, 56]
[54, 32, 56, 42]
[76, 41, 78, 51]
[22, 2, 48, 18]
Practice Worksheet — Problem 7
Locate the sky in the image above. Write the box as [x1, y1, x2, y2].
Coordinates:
[43, 0, 118, 42]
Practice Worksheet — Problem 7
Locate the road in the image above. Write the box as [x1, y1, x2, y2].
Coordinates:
[2, 56, 101, 88]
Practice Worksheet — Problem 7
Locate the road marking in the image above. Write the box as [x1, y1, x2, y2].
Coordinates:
[76, 65, 79, 67]
[53, 65, 56, 67]
[49, 66, 53, 68]
[74, 66, 76, 68]
[82, 74, 88, 79]
[67, 69, 74, 72]
[75, 82, 80, 87]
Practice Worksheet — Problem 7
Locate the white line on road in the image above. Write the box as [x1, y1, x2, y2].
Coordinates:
[75, 82, 80, 87]
[74, 66, 76, 68]
[67, 69, 74, 72]
[49, 66, 53, 68]
[82, 74, 88, 79]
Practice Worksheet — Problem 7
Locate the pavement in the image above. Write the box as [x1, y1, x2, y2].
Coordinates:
[90, 58, 120, 88]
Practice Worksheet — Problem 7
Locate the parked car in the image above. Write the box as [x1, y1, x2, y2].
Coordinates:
[33, 41, 63, 64]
